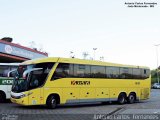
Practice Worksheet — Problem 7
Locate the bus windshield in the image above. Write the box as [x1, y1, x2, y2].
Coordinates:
[12, 62, 54, 93]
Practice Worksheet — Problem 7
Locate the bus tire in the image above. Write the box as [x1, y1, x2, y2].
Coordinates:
[128, 93, 136, 104]
[118, 93, 126, 104]
[0, 91, 6, 103]
[46, 95, 57, 109]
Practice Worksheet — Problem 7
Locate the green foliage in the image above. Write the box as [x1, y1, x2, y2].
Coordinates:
[151, 69, 159, 84]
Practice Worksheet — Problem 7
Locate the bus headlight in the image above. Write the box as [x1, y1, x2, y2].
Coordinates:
[11, 92, 33, 99]
[20, 92, 33, 98]
[11, 94, 26, 99]
[19, 94, 26, 98]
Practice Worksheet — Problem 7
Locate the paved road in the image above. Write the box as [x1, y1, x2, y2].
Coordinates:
[0, 89, 160, 120]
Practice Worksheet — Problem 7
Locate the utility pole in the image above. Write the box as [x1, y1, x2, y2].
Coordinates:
[93, 48, 97, 60]
[82, 52, 89, 59]
[155, 44, 160, 83]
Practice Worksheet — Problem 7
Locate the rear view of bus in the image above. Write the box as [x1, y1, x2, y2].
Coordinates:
[11, 57, 151, 108]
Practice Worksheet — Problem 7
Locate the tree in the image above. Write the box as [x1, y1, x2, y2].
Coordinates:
[1, 37, 13, 42]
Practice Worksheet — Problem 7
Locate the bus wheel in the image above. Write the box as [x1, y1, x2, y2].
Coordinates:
[46, 95, 57, 109]
[128, 93, 136, 104]
[118, 93, 126, 104]
[0, 91, 6, 103]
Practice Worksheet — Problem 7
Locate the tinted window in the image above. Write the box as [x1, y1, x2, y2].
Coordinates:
[51, 63, 150, 80]
[12, 63, 54, 92]
[52, 63, 73, 80]
[0, 66, 10, 77]
[120, 67, 133, 79]
[133, 68, 141, 79]
[0, 65, 18, 77]
[29, 62, 54, 88]
[74, 64, 90, 78]
[91, 66, 105, 78]
[10, 66, 18, 70]
[106, 67, 119, 78]
[141, 69, 150, 79]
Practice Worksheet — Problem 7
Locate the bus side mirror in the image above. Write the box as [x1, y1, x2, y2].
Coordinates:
[7, 69, 17, 78]
[23, 68, 43, 79]
[23, 70, 29, 79]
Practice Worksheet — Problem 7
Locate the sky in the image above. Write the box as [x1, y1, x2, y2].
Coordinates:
[0, 0, 160, 69]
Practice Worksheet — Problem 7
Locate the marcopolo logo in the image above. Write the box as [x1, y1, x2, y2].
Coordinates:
[71, 80, 90, 85]
[5, 45, 13, 54]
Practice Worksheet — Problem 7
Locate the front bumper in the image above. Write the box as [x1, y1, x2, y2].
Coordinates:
[10, 91, 28, 105]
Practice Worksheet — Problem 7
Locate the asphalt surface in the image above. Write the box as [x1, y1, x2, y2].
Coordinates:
[0, 89, 160, 120]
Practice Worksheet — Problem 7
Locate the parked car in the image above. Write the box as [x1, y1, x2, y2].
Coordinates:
[152, 83, 160, 89]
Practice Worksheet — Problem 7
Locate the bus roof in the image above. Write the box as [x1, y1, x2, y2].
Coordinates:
[21, 57, 150, 69]
[0, 63, 20, 66]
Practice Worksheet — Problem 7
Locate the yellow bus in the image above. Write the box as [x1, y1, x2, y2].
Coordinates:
[11, 57, 151, 108]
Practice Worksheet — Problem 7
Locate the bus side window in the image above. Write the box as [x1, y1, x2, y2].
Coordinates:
[51, 63, 73, 80]
[9, 71, 17, 77]
[74, 64, 90, 78]
[0, 66, 4, 77]
[106, 67, 119, 79]
[0, 66, 10, 77]
[133, 68, 141, 79]
[141, 69, 150, 79]
[119, 67, 133, 79]
[91, 66, 105, 78]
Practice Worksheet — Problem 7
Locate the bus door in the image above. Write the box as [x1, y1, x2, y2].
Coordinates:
[26, 68, 44, 105]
